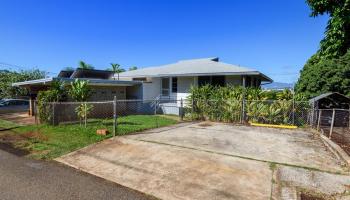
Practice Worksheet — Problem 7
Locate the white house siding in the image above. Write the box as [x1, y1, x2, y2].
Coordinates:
[142, 77, 161, 100]
[225, 75, 241, 86]
[170, 76, 195, 101]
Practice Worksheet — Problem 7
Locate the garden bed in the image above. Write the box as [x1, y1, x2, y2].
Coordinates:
[0, 115, 177, 160]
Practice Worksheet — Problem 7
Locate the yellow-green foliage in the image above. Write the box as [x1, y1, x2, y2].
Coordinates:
[187, 86, 309, 125]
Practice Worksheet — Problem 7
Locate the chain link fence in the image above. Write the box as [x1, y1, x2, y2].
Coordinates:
[311, 109, 350, 155]
[245, 100, 310, 126]
[187, 99, 311, 126]
[33, 98, 188, 136]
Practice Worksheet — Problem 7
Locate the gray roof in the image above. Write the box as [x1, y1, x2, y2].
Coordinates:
[309, 92, 350, 103]
[118, 57, 272, 82]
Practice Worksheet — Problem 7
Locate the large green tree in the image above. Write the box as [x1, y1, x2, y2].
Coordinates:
[0, 69, 46, 98]
[296, 0, 350, 98]
[296, 51, 350, 97]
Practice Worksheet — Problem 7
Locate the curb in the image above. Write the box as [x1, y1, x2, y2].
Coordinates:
[320, 133, 350, 166]
[249, 122, 298, 129]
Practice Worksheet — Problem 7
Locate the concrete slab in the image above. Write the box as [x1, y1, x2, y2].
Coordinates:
[126, 122, 343, 172]
[57, 122, 348, 200]
[57, 137, 272, 200]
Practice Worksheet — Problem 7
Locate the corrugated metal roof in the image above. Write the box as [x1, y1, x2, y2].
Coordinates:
[309, 92, 350, 103]
[118, 57, 272, 82]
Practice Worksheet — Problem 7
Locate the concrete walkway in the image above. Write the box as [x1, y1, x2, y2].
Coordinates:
[0, 149, 153, 200]
[57, 122, 350, 200]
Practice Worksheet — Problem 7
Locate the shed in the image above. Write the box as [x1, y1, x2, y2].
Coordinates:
[309, 92, 350, 109]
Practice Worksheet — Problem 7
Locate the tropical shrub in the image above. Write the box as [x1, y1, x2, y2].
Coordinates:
[186, 85, 309, 125]
[68, 79, 93, 127]
[37, 81, 66, 124]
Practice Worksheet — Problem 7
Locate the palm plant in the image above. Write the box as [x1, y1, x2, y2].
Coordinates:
[68, 79, 93, 127]
[78, 61, 94, 70]
[110, 63, 125, 80]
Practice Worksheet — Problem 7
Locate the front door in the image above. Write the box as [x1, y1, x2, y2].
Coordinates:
[161, 77, 170, 96]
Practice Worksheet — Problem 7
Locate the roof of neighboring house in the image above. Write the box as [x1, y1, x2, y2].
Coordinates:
[12, 77, 140, 87]
[58, 68, 114, 79]
[309, 92, 350, 103]
[118, 57, 273, 82]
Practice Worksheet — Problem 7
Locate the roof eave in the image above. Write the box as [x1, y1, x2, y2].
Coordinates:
[12, 77, 141, 87]
[120, 71, 273, 82]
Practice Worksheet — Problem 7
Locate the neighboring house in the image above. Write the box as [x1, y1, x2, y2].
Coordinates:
[12, 57, 272, 116]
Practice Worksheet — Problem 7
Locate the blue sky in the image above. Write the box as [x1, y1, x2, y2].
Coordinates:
[0, 0, 328, 83]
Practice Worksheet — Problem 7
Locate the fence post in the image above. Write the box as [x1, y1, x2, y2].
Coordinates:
[52, 102, 55, 126]
[292, 98, 295, 126]
[154, 99, 157, 115]
[34, 101, 38, 126]
[191, 98, 194, 121]
[317, 109, 322, 132]
[348, 107, 350, 130]
[329, 109, 335, 139]
[180, 98, 184, 121]
[113, 96, 117, 138]
[241, 98, 246, 123]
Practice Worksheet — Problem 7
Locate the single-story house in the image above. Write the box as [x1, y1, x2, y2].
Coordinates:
[13, 57, 272, 116]
[117, 57, 272, 101]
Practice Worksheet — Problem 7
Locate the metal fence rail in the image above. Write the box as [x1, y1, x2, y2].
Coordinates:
[313, 109, 350, 139]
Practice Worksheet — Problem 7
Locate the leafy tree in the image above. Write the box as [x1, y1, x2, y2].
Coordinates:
[296, 50, 350, 97]
[63, 67, 74, 71]
[0, 69, 46, 98]
[296, 0, 350, 97]
[78, 61, 94, 70]
[307, 0, 350, 59]
[109, 63, 125, 80]
[129, 66, 137, 71]
[37, 81, 66, 124]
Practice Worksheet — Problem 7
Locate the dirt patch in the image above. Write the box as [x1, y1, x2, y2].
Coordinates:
[0, 131, 30, 156]
[198, 121, 214, 127]
[323, 128, 350, 156]
[299, 191, 333, 200]
[0, 130, 46, 156]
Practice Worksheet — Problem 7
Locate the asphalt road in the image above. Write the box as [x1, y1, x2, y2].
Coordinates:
[0, 149, 155, 200]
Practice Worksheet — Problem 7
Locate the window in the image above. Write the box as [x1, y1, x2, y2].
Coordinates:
[161, 77, 170, 96]
[132, 77, 147, 81]
[172, 77, 178, 93]
[198, 76, 225, 87]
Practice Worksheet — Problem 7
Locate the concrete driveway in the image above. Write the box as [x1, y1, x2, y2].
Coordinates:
[57, 122, 350, 200]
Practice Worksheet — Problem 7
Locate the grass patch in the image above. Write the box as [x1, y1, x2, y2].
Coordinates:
[0, 115, 177, 160]
[0, 119, 21, 130]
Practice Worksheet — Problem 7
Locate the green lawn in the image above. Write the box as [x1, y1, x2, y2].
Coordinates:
[0, 115, 178, 160]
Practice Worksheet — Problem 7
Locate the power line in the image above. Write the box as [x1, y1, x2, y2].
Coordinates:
[0, 62, 58, 76]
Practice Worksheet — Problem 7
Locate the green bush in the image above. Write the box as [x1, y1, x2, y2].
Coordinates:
[186, 85, 309, 125]
[37, 81, 66, 124]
